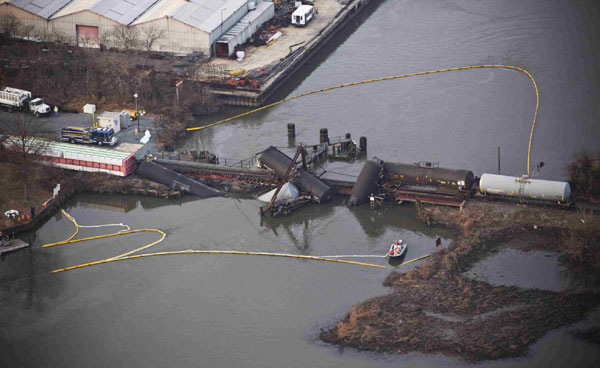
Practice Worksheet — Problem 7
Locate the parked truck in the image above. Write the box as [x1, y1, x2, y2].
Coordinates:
[61, 126, 118, 146]
[0, 87, 51, 117]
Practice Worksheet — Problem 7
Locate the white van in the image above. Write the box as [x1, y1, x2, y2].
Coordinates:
[291, 5, 314, 27]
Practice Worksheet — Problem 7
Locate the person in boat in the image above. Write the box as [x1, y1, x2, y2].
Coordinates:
[389, 240, 398, 256]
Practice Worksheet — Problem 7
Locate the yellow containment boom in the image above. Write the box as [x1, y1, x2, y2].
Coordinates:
[44, 210, 389, 274]
[187, 64, 539, 175]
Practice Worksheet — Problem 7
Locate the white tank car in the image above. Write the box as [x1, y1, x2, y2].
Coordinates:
[479, 174, 571, 203]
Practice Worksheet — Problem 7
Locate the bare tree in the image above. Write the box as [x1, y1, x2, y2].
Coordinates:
[19, 24, 36, 41]
[44, 26, 70, 44]
[0, 14, 35, 40]
[99, 32, 111, 50]
[140, 24, 164, 53]
[78, 34, 98, 49]
[4, 115, 50, 200]
[108, 25, 140, 51]
[0, 14, 23, 38]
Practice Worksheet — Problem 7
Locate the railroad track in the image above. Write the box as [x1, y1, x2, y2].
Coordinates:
[152, 158, 594, 212]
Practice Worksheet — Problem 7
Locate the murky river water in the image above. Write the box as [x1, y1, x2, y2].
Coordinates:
[2, 0, 600, 366]
[185, 0, 600, 181]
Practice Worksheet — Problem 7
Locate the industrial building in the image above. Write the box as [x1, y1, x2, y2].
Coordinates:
[0, 0, 274, 55]
[42, 139, 137, 177]
[2, 137, 137, 176]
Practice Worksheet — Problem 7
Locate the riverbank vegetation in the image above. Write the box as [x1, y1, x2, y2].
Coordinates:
[321, 203, 600, 361]
[559, 209, 600, 291]
[567, 151, 600, 203]
[0, 157, 170, 232]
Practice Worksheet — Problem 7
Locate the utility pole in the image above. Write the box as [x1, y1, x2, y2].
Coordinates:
[175, 79, 183, 104]
[134, 92, 139, 132]
[497, 146, 501, 174]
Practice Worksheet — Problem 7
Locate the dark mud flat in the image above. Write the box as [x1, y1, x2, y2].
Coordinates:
[321, 203, 600, 362]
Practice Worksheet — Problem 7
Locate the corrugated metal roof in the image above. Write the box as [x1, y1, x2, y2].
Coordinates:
[218, 1, 272, 41]
[243, 1, 272, 23]
[9, 0, 74, 19]
[132, 0, 187, 24]
[50, 0, 160, 24]
[3, 137, 133, 160]
[51, 0, 98, 18]
[45, 139, 133, 160]
[89, 0, 159, 25]
[181, 0, 247, 33]
[134, 0, 248, 32]
[11, 0, 252, 31]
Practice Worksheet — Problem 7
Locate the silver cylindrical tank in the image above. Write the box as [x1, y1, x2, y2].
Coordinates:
[479, 174, 571, 203]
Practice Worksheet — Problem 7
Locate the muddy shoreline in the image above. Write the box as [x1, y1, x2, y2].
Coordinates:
[320, 202, 600, 362]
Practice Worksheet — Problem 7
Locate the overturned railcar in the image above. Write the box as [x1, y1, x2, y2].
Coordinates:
[137, 161, 224, 197]
[348, 160, 384, 206]
[384, 162, 475, 190]
[259, 147, 334, 203]
[259, 147, 295, 177]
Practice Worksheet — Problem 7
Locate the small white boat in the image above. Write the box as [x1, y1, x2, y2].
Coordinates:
[388, 240, 407, 258]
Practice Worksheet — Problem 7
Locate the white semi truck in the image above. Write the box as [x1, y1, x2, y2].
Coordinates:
[0, 87, 51, 117]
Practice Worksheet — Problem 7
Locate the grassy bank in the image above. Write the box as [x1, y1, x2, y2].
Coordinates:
[567, 151, 600, 204]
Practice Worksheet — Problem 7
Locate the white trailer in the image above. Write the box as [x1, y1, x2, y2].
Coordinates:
[291, 5, 314, 27]
[0, 87, 51, 117]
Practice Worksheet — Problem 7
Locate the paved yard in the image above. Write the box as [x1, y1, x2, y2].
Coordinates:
[206, 0, 344, 73]
[0, 110, 157, 159]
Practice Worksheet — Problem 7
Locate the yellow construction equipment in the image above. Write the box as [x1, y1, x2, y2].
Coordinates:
[229, 68, 246, 77]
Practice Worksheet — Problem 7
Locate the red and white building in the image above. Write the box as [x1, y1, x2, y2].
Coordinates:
[4, 138, 136, 177]
[44, 140, 136, 176]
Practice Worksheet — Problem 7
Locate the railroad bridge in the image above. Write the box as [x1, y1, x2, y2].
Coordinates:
[153, 156, 466, 207]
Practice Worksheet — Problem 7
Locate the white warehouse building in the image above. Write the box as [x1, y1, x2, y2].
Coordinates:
[0, 0, 274, 56]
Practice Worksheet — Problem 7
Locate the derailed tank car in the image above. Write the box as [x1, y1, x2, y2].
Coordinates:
[259, 147, 334, 203]
[384, 161, 475, 190]
[479, 174, 571, 204]
[348, 160, 384, 206]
